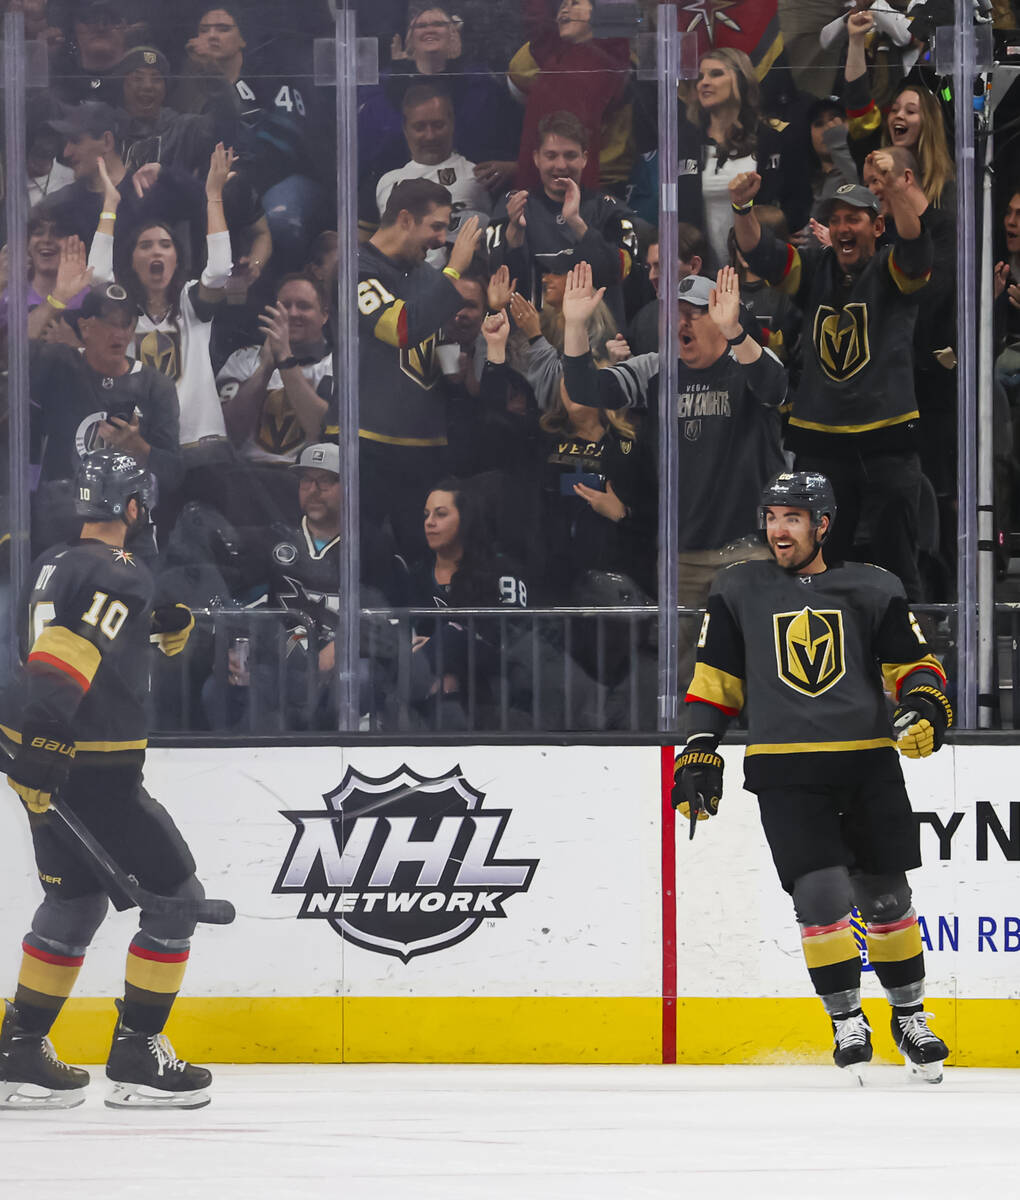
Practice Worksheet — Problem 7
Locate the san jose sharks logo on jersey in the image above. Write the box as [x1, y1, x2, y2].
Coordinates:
[773, 606, 846, 697]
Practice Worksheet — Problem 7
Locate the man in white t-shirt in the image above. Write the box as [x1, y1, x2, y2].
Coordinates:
[375, 83, 491, 269]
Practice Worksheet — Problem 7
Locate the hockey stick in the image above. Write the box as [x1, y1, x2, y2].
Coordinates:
[0, 740, 235, 926]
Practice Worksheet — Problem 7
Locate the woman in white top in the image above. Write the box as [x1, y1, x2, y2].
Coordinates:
[89, 143, 236, 455]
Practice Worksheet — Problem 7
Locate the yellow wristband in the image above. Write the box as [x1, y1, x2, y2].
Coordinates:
[99, 210, 118, 221]
[442, 266, 461, 280]
[46, 293, 67, 310]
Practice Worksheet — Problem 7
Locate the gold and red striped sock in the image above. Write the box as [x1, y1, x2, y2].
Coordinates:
[121, 935, 190, 1035]
[13, 934, 85, 1035]
[800, 915, 862, 1001]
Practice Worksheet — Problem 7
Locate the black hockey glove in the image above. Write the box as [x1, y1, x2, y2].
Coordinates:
[893, 685, 953, 759]
[150, 604, 195, 657]
[673, 737, 724, 840]
[6, 720, 76, 813]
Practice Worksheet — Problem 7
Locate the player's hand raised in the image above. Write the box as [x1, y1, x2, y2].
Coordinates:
[447, 214, 482, 276]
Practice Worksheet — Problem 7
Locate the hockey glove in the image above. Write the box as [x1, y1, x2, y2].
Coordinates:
[6, 720, 76, 813]
[893, 685, 954, 759]
[150, 604, 195, 657]
[673, 737, 724, 840]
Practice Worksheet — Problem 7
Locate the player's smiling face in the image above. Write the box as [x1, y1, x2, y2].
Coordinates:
[408, 203, 452, 259]
[534, 134, 587, 199]
[827, 203, 881, 268]
[765, 506, 822, 569]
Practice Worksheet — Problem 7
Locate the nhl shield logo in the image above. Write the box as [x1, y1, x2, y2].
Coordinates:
[773, 606, 846, 697]
[273, 765, 538, 962]
[813, 302, 870, 382]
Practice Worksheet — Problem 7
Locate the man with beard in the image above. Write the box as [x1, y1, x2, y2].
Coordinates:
[561, 261, 786, 697]
[674, 470, 952, 1083]
[731, 161, 933, 600]
[357, 177, 481, 558]
[487, 110, 639, 326]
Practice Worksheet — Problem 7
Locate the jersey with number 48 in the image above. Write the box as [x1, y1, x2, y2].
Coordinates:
[0, 540, 155, 762]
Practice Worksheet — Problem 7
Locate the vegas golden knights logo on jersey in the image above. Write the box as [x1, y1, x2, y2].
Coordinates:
[774, 606, 846, 697]
[401, 336, 441, 389]
[138, 328, 182, 382]
[813, 302, 870, 382]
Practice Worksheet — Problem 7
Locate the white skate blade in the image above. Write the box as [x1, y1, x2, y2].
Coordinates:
[838, 1061, 871, 1087]
[0, 1080, 87, 1110]
[105, 1081, 210, 1110]
[904, 1059, 944, 1084]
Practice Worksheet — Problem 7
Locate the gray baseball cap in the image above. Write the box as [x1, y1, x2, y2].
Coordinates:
[676, 275, 715, 307]
[817, 183, 882, 220]
[292, 442, 340, 475]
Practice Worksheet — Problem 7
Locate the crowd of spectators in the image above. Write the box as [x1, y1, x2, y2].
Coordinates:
[1, 0, 1019, 732]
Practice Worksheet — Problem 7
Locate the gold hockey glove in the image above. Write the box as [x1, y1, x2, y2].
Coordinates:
[150, 604, 195, 657]
[673, 738, 724, 840]
[6, 721, 76, 813]
[893, 686, 953, 759]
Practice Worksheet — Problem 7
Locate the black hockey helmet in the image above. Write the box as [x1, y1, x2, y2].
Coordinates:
[74, 449, 154, 521]
[758, 471, 836, 542]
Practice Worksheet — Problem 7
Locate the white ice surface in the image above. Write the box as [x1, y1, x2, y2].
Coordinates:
[2, 1063, 1019, 1200]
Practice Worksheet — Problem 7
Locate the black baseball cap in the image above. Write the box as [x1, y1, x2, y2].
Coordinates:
[72, 0, 129, 23]
[48, 101, 121, 140]
[806, 94, 848, 125]
[78, 283, 135, 323]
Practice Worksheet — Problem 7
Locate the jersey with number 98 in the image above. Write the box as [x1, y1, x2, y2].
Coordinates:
[0, 540, 155, 759]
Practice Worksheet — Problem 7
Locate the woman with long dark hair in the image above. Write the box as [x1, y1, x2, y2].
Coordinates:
[410, 477, 528, 726]
[89, 142, 236, 454]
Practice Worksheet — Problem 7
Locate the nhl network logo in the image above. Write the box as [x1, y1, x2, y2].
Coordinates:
[273, 765, 539, 962]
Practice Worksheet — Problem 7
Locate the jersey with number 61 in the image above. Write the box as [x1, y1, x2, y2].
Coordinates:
[0, 539, 154, 764]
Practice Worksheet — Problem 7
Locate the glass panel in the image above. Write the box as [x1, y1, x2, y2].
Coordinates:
[0, 0, 990, 734]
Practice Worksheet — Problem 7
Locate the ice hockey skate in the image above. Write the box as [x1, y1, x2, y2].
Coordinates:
[106, 1010, 212, 1109]
[831, 1010, 872, 1084]
[891, 1009, 949, 1083]
[0, 999, 89, 1109]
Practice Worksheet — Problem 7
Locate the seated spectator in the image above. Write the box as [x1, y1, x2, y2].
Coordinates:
[201, 441, 409, 732]
[508, 0, 633, 194]
[47, 0, 137, 107]
[29, 281, 182, 539]
[114, 44, 238, 177]
[481, 307, 656, 601]
[626, 223, 707, 356]
[372, 83, 492, 268]
[437, 269, 488, 398]
[488, 111, 639, 325]
[410, 477, 528, 728]
[186, 3, 331, 271]
[675, 47, 812, 268]
[89, 144, 237, 525]
[26, 118, 74, 208]
[843, 9, 956, 210]
[305, 229, 338, 345]
[358, 3, 522, 195]
[0, 214, 92, 341]
[217, 272, 334, 477]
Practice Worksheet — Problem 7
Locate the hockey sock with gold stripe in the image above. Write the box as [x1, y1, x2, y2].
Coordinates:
[12, 933, 85, 1035]
[865, 908, 926, 1006]
[121, 933, 190, 1035]
[800, 916, 862, 1010]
